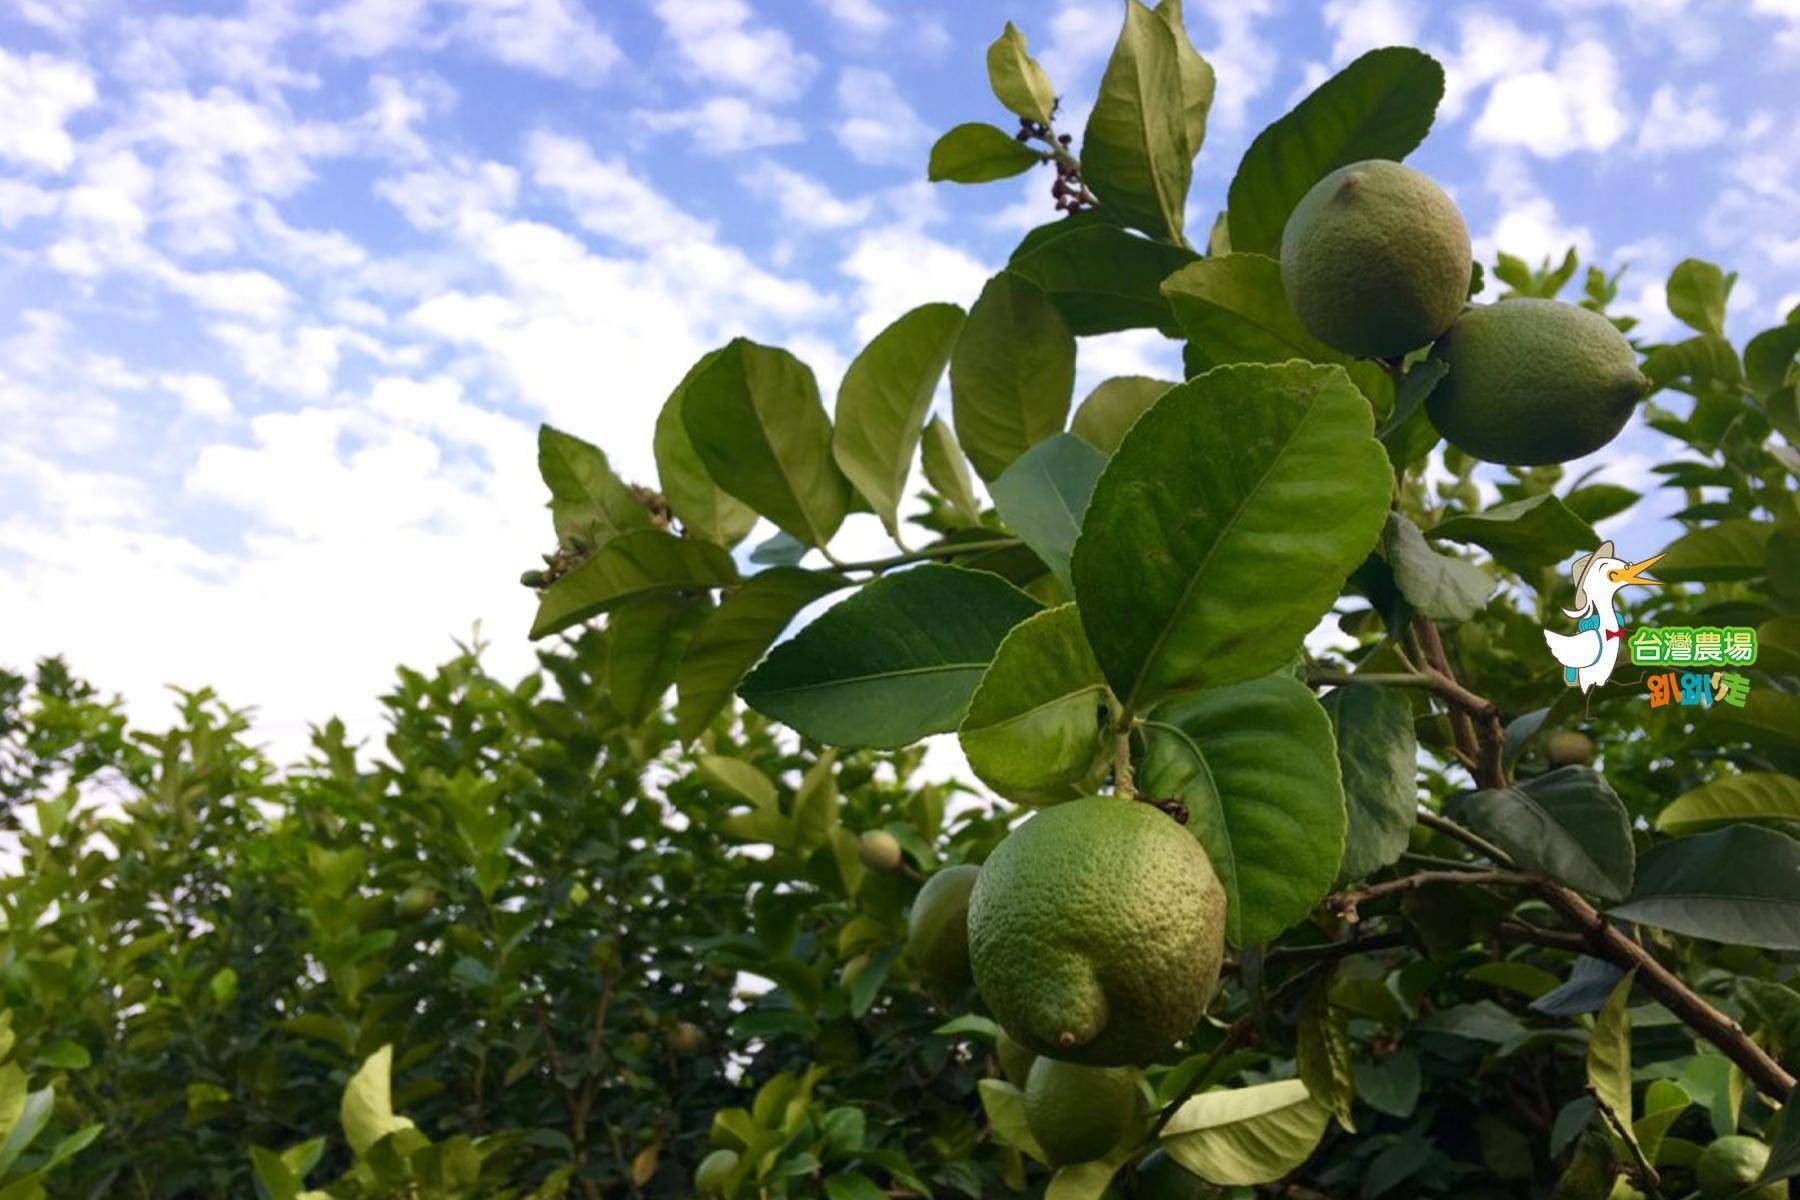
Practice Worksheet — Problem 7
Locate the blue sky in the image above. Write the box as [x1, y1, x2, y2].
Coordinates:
[2, 0, 1798, 749]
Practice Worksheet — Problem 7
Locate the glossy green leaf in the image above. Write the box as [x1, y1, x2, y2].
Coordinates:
[1377, 357, 1447, 467]
[1656, 518, 1772, 582]
[1080, 0, 1189, 242]
[1225, 46, 1444, 256]
[1160, 1079, 1331, 1186]
[1069, 376, 1173, 453]
[1322, 683, 1417, 883]
[1298, 982, 1355, 1131]
[530, 530, 739, 640]
[1159, 254, 1392, 415]
[959, 605, 1115, 805]
[683, 337, 852, 546]
[1007, 218, 1196, 335]
[1382, 511, 1492, 621]
[1656, 773, 1800, 835]
[1612, 825, 1800, 949]
[978, 1079, 1048, 1164]
[1744, 320, 1800, 398]
[341, 1045, 416, 1156]
[832, 302, 965, 538]
[989, 434, 1107, 590]
[1666, 258, 1732, 336]
[1428, 493, 1599, 575]
[1587, 971, 1637, 1150]
[919, 416, 983, 526]
[1563, 483, 1642, 525]
[928, 122, 1043, 183]
[653, 350, 758, 547]
[951, 273, 1076, 481]
[1072, 361, 1391, 708]
[1451, 767, 1634, 901]
[1353, 1049, 1420, 1118]
[607, 591, 712, 726]
[1156, 0, 1215, 158]
[698, 754, 778, 812]
[538, 426, 650, 547]
[740, 564, 1042, 749]
[674, 568, 850, 741]
[1141, 673, 1347, 945]
[986, 22, 1056, 124]
[1713, 687, 1800, 754]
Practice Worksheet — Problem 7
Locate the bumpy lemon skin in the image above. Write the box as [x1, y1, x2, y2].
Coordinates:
[907, 863, 981, 991]
[1023, 1057, 1138, 1165]
[1280, 159, 1472, 359]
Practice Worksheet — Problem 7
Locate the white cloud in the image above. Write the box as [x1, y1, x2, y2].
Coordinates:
[1435, 10, 1551, 121]
[840, 226, 989, 342]
[654, 0, 818, 101]
[0, 49, 97, 172]
[318, 0, 432, 57]
[528, 132, 714, 249]
[161, 371, 234, 420]
[742, 162, 871, 230]
[450, 0, 622, 82]
[833, 68, 931, 167]
[1185, 0, 1280, 137]
[813, 0, 894, 36]
[1472, 152, 1594, 272]
[1634, 85, 1729, 154]
[1321, 0, 1424, 64]
[634, 97, 805, 154]
[1472, 38, 1630, 158]
[1036, 0, 1119, 95]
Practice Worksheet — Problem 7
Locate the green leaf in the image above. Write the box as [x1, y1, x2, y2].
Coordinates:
[1713, 687, 1800, 754]
[1466, 961, 1560, 1000]
[919, 416, 983, 526]
[1007, 218, 1196, 336]
[1666, 258, 1733, 336]
[989, 434, 1107, 590]
[978, 1079, 1048, 1164]
[530, 529, 739, 640]
[32, 1040, 88, 1070]
[1353, 1049, 1420, 1118]
[740, 564, 1042, 749]
[1428, 493, 1599, 575]
[928, 122, 1043, 183]
[1656, 518, 1772, 582]
[607, 592, 712, 726]
[831, 303, 965, 538]
[986, 22, 1056, 125]
[683, 337, 852, 546]
[250, 1146, 300, 1200]
[675, 568, 849, 741]
[1069, 376, 1173, 454]
[0, 1086, 51, 1175]
[1159, 254, 1392, 415]
[824, 1174, 890, 1200]
[1381, 511, 1492, 621]
[1141, 673, 1347, 945]
[341, 1046, 416, 1157]
[1587, 970, 1638, 1153]
[1377, 358, 1447, 468]
[1322, 683, 1417, 883]
[951, 272, 1076, 481]
[959, 605, 1115, 805]
[1156, 0, 1215, 158]
[1656, 773, 1800, 836]
[1744, 320, 1800, 398]
[1072, 361, 1390, 708]
[654, 350, 758, 548]
[1160, 1079, 1331, 1186]
[1046, 1160, 1129, 1200]
[1612, 825, 1800, 949]
[1451, 767, 1635, 901]
[538, 426, 650, 547]
[1563, 484, 1641, 525]
[1297, 982, 1355, 1131]
[1080, 0, 1190, 242]
[1225, 47, 1444, 257]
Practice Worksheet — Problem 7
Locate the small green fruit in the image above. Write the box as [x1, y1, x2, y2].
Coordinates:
[1280, 159, 1472, 358]
[1427, 298, 1649, 466]
[908, 864, 980, 991]
[970, 798, 1225, 1066]
[996, 1028, 1036, 1086]
[858, 829, 904, 873]
[695, 1148, 739, 1196]
[1697, 1135, 1785, 1200]
[1024, 1057, 1137, 1165]
[667, 1021, 706, 1055]
[1131, 1149, 1214, 1200]
[567, 880, 591, 906]
[395, 886, 436, 917]
[1544, 731, 1595, 766]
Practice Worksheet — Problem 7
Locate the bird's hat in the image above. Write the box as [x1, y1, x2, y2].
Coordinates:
[1569, 541, 1615, 611]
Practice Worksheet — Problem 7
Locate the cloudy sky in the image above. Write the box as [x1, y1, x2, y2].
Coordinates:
[2, 0, 1797, 755]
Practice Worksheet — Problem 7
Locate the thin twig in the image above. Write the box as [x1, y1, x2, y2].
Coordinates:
[1589, 1084, 1664, 1197]
[1415, 808, 1516, 867]
[832, 538, 1021, 573]
[1328, 870, 1529, 923]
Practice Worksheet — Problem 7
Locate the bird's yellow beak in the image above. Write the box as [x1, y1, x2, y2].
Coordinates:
[1607, 553, 1664, 588]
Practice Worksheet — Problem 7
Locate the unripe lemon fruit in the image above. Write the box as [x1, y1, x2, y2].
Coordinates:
[1697, 1136, 1786, 1200]
[1427, 298, 1649, 465]
[1024, 1057, 1137, 1165]
[996, 1028, 1036, 1086]
[1280, 160, 1472, 358]
[858, 829, 903, 872]
[667, 1020, 706, 1055]
[908, 864, 980, 991]
[395, 885, 436, 917]
[1131, 1149, 1214, 1199]
[970, 798, 1226, 1066]
[695, 1148, 738, 1196]
[1544, 731, 1595, 766]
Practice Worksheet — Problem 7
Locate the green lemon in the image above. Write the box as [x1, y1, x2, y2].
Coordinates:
[395, 885, 436, 917]
[1024, 1056, 1138, 1165]
[908, 864, 981, 991]
[1280, 159, 1472, 358]
[996, 1028, 1037, 1086]
[695, 1148, 738, 1196]
[858, 829, 904, 872]
[969, 797, 1226, 1066]
[1131, 1149, 1214, 1199]
[1427, 298, 1649, 466]
[667, 1020, 706, 1055]
[1544, 731, 1595, 766]
[1697, 1136, 1786, 1200]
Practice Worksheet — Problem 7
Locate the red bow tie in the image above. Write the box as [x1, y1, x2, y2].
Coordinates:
[1605, 627, 1625, 641]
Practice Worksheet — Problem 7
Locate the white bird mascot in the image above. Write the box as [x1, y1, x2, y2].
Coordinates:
[1544, 541, 1664, 694]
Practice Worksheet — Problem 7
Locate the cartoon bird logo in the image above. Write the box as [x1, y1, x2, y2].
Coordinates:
[1544, 541, 1664, 693]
